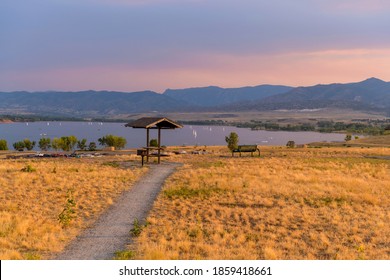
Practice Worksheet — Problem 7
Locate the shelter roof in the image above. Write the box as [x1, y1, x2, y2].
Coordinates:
[125, 117, 183, 129]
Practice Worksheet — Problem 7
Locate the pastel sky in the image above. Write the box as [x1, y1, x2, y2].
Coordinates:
[1, 0, 390, 92]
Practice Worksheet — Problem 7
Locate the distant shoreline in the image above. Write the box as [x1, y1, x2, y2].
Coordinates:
[0, 120, 13, 124]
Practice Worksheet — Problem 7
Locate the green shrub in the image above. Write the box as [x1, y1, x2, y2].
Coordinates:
[88, 142, 97, 151]
[13, 141, 25, 151]
[38, 137, 51, 151]
[286, 140, 296, 148]
[130, 218, 147, 237]
[114, 250, 136, 260]
[164, 184, 225, 199]
[21, 164, 36, 172]
[0, 139, 8, 151]
[23, 139, 36, 151]
[103, 162, 120, 168]
[0, 139, 9, 150]
[13, 139, 36, 151]
[77, 138, 87, 150]
[225, 132, 239, 151]
[149, 139, 158, 147]
[98, 134, 127, 150]
[58, 191, 77, 227]
[52, 136, 78, 151]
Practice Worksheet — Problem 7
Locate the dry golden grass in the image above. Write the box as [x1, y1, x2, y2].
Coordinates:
[0, 155, 146, 260]
[132, 146, 390, 260]
[310, 134, 390, 148]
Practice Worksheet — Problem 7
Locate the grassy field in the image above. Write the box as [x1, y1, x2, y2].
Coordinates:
[1, 144, 390, 260]
[128, 146, 390, 260]
[309, 135, 390, 148]
[0, 155, 145, 260]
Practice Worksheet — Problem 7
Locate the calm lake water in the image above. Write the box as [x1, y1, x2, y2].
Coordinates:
[0, 121, 347, 149]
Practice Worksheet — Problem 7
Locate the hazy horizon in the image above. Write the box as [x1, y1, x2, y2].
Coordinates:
[0, 77, 387, 94]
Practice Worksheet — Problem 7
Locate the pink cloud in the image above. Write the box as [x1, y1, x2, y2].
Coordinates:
[2, 48, 389, 92]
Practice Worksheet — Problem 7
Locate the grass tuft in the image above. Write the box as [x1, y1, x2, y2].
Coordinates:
[21, 164, 36, 172]
[164, 184, 225, 199]
[114, 250, 136, 260]
[130, 218, 147, 237]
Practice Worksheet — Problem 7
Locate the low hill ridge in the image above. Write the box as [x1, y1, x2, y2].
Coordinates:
[0, 78, 389, 116]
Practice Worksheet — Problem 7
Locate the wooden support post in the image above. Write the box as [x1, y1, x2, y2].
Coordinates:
[146, 128, 150, 162]
[158, 127, 161, 164]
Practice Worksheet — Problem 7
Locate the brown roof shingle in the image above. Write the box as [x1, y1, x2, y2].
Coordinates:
[125, 117, 183, 129]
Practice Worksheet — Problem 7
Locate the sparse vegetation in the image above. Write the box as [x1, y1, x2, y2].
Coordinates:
[2, 142, 390, 260]
[133, 146, 390, 260]
[58, 190, 77, 227]
[0, 156, 145, 259]
[102, 162, 120, 168]
[114, 250, 136, 260]
[130, 218, 147, 237]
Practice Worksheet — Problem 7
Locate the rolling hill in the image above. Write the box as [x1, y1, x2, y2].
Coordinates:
[0, 90, 192, 116]
[242, 78, 390, 111]
[163, 84, 293, 107]
[0, 78, 389, 117]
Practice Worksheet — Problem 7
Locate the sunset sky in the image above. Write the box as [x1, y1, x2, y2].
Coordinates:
[1, 0, 390, 92]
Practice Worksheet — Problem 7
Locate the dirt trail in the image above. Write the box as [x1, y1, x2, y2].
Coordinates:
[55, 163, 180, 260]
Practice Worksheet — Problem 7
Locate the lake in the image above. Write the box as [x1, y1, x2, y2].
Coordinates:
[0, 121, 348, 149]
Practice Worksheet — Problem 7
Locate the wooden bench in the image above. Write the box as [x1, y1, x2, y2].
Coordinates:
[232, 145, 260, 157]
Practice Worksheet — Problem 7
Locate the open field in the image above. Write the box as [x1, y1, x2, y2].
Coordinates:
[127, 146, 390, 260]
[309, 134, 390, 148]
[1, 142, 390, 260]
[0, 155, 146, 259]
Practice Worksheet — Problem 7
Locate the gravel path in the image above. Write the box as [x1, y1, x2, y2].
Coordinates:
[55, 162, 180, 260]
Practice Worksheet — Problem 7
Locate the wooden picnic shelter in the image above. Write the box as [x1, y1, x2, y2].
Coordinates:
[125, 117, 183, 164]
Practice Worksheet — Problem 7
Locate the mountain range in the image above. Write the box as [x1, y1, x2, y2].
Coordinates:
[0, 78, 389, 117]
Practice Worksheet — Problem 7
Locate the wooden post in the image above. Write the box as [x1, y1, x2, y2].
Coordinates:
[158, 127, 161, 164]
[146, 128, 150, 163]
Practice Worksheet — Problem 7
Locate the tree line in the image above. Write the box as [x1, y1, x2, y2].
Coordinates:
[179, 119, 390, 135]
[238, 120, 390, 135]
[0, 134, 127, 151]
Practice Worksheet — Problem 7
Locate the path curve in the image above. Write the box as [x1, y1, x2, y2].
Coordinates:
[55, 162, 181, 260]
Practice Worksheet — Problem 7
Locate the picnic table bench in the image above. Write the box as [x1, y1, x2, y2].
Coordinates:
[232, 145, 260, 157]
[137, 147, 166, 166]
